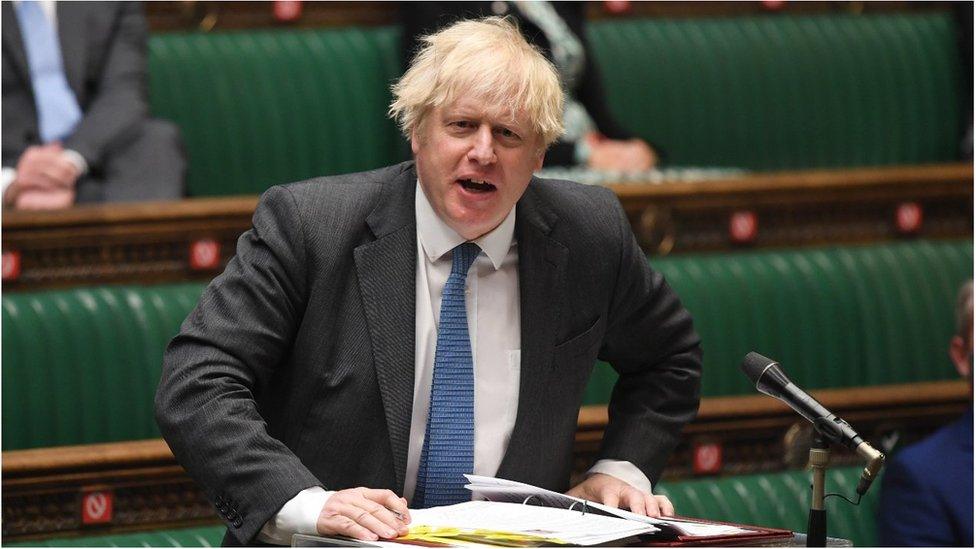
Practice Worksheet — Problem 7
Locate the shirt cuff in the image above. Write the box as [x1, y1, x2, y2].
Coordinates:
[256, 486, 333, 546]
[587, 459, 653, 494]
[2, 167, 16, 196]
[61, 149, 88, 177]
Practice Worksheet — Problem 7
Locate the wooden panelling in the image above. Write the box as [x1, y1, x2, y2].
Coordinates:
[3, 164, 971, 292]
[3, 380, 969, 541]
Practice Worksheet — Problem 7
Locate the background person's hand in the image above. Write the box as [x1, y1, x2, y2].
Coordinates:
[316, 487, 411, 541]
[566, 473, 675, 517]
[587, 136, 657, 172]
[5, 144, 81, 208]
[14, 187, 76, 210]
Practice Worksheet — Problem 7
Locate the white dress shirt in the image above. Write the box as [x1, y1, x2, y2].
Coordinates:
[258, 181, 651, 544]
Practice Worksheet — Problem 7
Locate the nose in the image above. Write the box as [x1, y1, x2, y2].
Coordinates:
[467, 125, 496, 165]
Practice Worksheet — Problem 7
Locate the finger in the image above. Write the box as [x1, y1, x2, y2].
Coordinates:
[40, 162, 77, 187]
[319, 510, 379, 542]
[16, 169, 59, 190]
[354, 491, 407, 536]
[641, 492, 662, 517]
[348, 502, 402, 539]
[400, 497, 411, 524]
[624, 490, 647, 516]
[323, 501, 391, 540]
[655, 495, 675, 517]
[600, 489, 620, 509]
[360, 488, 411, 523]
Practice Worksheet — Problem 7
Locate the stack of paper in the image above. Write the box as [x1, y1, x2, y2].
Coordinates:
[407, 500, 656, 546]
[463, 475, 754, 539]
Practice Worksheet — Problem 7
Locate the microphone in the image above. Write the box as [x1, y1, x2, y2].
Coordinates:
[740, 352, 885, 495]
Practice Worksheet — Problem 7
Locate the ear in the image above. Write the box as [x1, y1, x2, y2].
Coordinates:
[534, 148, 545, 172]
[949, 335, 971, 378]
[411, 130, 421, 156]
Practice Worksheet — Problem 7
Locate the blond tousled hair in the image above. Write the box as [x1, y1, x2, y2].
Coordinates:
[389, 16, 565, 148]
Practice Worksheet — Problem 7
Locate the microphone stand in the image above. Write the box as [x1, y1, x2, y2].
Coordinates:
[806, 432, 829, 547]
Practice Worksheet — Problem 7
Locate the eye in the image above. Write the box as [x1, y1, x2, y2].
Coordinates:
[449, 120, 473, 129]
[495, 127, 521, 141]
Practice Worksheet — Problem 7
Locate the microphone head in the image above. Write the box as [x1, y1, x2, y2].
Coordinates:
[741, 352, 778, 384]
[740, 352, 791, 398]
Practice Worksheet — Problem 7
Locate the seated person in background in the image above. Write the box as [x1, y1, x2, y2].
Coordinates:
[402, 2, 660, 172]
[155, 17, 701, 546]
[878, 280, 973, 546]
[1, 1, 185, 210]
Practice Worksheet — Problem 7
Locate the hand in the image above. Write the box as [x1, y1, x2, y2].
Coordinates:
[5, 144, 80, 208]
[317, 487, 411, 542]
[566, 473, 675, 518]
[587, 138, 658, 172]
[14, 187, 76, 210]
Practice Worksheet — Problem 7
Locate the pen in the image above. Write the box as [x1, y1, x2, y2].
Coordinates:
[387, 507, 406, 522]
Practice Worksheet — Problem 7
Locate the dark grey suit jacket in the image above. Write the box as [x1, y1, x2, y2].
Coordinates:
[1, 1, 183, 201]
[155, 161, 701, 545]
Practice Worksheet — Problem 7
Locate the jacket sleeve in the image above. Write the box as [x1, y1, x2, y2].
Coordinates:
[63, 2, 149, 170]
[596, 193, 702, 485]
[155, 185, 322, 544]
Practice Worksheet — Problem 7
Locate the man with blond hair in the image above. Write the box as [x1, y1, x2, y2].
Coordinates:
[156, 17, 701, 546]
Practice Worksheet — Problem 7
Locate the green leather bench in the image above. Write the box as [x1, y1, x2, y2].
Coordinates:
[657, 465, 880, 546]
[148, 12, 962, 196]
[5, 524, 225, 547]
[585, 238, 973, 400]
[4, 239, 970, 450]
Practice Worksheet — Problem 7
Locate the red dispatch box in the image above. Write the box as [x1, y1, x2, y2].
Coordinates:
[81, 490, 113, 525]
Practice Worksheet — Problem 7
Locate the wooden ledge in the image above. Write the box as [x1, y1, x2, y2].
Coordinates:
[576, 379, 970, 430]
[2, 196, 259, 229]
[2, 439, 174, 477]
[606, 162, 973, 200]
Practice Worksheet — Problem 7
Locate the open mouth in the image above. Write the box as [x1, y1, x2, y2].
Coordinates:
[458, 179, 497, 193]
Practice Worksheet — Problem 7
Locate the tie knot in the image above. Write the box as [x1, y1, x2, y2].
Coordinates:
[450, 242, 480, 276]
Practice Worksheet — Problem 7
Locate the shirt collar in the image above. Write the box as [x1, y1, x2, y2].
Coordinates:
[415, 179, 516, 270]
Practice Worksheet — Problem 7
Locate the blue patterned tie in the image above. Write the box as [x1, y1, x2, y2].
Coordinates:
[15, 1, 83, 143]
[414, 242, 480, 508]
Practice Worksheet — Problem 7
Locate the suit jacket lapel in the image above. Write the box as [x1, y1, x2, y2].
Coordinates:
[497, 181, 569, 480]
[2, 2, 30, 84]
[354, 163, 418, 493]
[56, 2, 86, 97]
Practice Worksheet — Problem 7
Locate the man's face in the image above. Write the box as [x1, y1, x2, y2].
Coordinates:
[412, 98, 545, 240]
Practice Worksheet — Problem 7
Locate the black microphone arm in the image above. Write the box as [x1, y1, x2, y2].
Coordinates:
[740, 352, 885, 496]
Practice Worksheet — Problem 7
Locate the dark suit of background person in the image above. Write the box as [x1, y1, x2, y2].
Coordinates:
[402, 2, 660, 168]
[155, 160, 702, 545]
[878, 281, 973, 547]
[1, 1, 185, 205]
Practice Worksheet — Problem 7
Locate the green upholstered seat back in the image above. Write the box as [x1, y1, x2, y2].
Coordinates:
[583, 239, 973, 402]
[3, 240, 970, 449]
[656, 465, 880, 546]
[588, 12, 962, 170]
[5, 524, 225, 547]
[2, 284, 205, 450]
[148, 27, 406, 197]
[147, 12, 962, 196]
